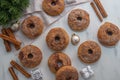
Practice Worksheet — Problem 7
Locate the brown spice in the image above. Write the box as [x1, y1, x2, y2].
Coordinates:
[8, 67, 18, 80]
[93, 0, 108, 18]
[0, 34, 21, 46]
[6, 28, 20, 50]
[1, 28, 11, 52]
[90, 2, 103, 22]
[10, 60, 31, 78]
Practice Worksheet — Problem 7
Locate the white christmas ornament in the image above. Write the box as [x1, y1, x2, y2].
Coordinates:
[11, 21, 20, 32]
[87, 66, 94, 76]
[31, 68, 43, 80]
[71, 33, 80, 45]
[80, 66, 94, 79]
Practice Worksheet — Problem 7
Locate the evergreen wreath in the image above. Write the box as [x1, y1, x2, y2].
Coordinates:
[0, 0, 29, 27]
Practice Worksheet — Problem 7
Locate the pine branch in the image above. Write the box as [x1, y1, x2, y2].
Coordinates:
[0, 0, 29, 27]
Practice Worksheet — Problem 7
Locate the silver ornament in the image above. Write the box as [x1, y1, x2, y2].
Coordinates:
[71, 33, 80, 45]
[31, 68, 43, 80]
[11, 21, 20, 32]
[80, 66, 94, 79]
[87, 66, 94, 76]
[83, 72, 90, 79]
[66, 0, 76, 4]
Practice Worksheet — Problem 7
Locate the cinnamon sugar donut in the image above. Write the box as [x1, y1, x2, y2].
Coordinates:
[78, 41, 101, 64]
[97, 22, 120, 46]
[21, 16, 44, 39]
[46, 28, 69, 51]
[68, 9, 90, 31]
[42, 0, 65, 16]
[56, 66, 79, 80]
[18, 45, 42, 68]
[48, 52, 71, 73]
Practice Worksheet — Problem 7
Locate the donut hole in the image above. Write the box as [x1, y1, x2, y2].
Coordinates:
[55, 36, 60, 42]
[88, 49, 93, 54]
[106, 30, 113, 36]
[28, 23, 35, 29]
[57, 60, 63, 68]
[28, 53, 33, 59]
[51, 1, 56, 6]
[55, 60, 63, 70]
[77, 17, 82, 21]
[66, 77, 72, 80]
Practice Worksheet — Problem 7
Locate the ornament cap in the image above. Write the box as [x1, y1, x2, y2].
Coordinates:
[71, 33, 80, 45]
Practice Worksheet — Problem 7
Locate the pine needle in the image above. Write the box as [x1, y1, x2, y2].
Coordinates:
[0, 0, 29, 27]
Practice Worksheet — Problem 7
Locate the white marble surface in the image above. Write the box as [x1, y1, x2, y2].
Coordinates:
[0, 0, 120, 80]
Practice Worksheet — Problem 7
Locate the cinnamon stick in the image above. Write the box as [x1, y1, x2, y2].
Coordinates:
[93, 0, 108, 18]
[10, 60, 31, 78]
[0, 34, 21, 46]
[1, 29, 11, 52]
[90, 2, 103, 22]
[8, 67, 18, 80]
[6, 28, 20, 50]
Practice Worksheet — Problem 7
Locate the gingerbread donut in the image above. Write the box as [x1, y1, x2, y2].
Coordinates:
[48, 52, 71, 73]
[68, 9, 90, 31]
[78, 41, 101, 64]
[42, 0, 65, 16]
[21, 16, 44, 39]
[56, 66, 79, 80]
[46, 28, 69, 51]
[19, 45, 42, 68]
[97, 22, 120, 46]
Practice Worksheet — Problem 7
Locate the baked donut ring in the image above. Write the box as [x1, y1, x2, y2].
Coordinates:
[18, 45, 42, 68]
[42, 0, 65, 16]
[56, 66, 79, 80]
[97, 22, 120, 46]
[21, 16, 44, 39]
[46, 28, 69, 51]
[68, 9, 90, 31]
[78, 41, 101, 64]
[48, 52, 71, 73]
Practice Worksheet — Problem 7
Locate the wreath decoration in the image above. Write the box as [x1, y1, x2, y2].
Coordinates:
[0, 0, 29, 27]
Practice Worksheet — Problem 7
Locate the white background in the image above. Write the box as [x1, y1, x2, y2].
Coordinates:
[0, 0, 120, 80]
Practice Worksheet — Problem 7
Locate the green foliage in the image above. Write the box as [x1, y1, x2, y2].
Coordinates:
[0, 0, 29, 27]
